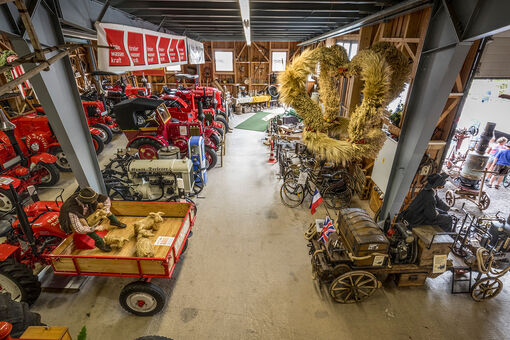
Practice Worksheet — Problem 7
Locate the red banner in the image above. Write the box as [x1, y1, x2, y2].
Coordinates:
[96, 23, 191, 73]
[127, 32, 145, 65]
[104, 28, 130, 66]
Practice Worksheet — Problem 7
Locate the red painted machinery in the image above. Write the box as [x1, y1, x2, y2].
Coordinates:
[114, 97, 219, 169]
[0, 112, 60, 214]
[82, 100, 121, 145]
[12, 108, 105, 171]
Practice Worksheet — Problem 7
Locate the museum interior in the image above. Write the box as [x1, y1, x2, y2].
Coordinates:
[0, 0, 510, 339]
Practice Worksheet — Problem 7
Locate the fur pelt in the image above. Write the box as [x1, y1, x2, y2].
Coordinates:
[135, 236, 154, 257]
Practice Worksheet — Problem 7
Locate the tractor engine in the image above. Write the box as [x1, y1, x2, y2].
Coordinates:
[127, 159, 194, 200]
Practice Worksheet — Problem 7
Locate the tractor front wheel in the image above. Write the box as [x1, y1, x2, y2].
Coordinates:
[0, 189, 14, 214]
[0, 258, 41, 305]
[91, 134, 104, 154]
[130, 138, 165, 160]
[214, 116, 229, 133]
[34, 162, 60, 186]
[210, 132, 221, 149]
[204, 146, 217, 170]
[93, 123, 113, 144]
[48, 146, 72, 172]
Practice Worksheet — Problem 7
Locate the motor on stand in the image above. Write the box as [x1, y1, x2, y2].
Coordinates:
[484, 213, 510, 253]
[459, 122, 496, 188]
[385, 219, 417, 264]
[188, 136, 207, 187]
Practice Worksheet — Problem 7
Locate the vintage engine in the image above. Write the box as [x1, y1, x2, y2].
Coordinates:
[485, 213, 510, 253]
[127, 159, 193, 200]
[459, 122, 495, 188]
[385, 222, 417, 264]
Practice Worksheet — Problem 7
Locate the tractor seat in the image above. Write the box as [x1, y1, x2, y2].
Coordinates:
[0, 219, 13, 237]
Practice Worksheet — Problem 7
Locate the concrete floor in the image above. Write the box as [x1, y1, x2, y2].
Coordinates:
[33, 114, 510, 340]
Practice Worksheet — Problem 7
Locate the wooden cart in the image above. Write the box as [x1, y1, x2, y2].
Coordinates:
[307, 208, 454, 303]
[46, 201, 195, 316]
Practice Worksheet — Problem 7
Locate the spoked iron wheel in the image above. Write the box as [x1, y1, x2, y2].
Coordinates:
[329, 271, 380, 303]
[445, 190, 455, 207]
[478, 192, 490, 210]
[279, 178, 305, 208]
[471, 277, 503, 301]
[323, 183, 352, 210]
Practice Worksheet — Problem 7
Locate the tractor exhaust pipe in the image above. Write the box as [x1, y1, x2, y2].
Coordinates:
[9, 184, 36, 249]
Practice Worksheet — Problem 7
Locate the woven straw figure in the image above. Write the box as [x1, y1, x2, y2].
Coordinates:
[133, 212, 165, 236]
[135, 234, 155, 257]
[278, 42, 411, 164]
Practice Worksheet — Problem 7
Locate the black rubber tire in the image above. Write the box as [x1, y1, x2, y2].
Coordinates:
[119, 281, 166, 316]
[0, 258, 41, 305]
[204, 146, 217, 170]
[210, 132, 221, 148]
[214, 116, 229, 133]
[48, 146, 72, 172]
[36, 162, 60, 186]
[91, 133, 104, 154]
[135, 337, 173, 340]
[0, 293, 43, 337]
[217, 110, 227, 119]
[0, 188, 15, 214]
[212, 126, 224, 137]
[93, 123, 113, 144]
[180, 239, 189, 255]
[129, 137, 165, 160]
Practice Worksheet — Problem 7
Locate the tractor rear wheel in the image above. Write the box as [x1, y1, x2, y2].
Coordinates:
[130, 138, 165, 160]
[204, 146, 217, 170]
[214, 116, 229, 133]
[93, 123, 113, 144]
[0, 258, 41, 305]
[48, 146, 72, 172]
[0, 293, 43, 337]
[91, 134, 104, 154]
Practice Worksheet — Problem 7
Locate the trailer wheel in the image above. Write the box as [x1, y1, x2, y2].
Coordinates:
[471, 277, 502, 302]
[48, 146, 72, 172]
[0, 293, 43, 337]
[119, 281, 166, 316]
[204, 146, 217, 170]
[91, 134, 104, 154]
[180, 239, 189, 255]
[0, 258, 41, 305]
[329, 271, 380, 304]
[93, 123, 113, 144]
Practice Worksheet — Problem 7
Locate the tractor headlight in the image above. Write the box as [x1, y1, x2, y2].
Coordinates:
[30, 143, 40, 152]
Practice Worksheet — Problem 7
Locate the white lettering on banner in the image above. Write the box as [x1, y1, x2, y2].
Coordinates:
[96, 22, 203, 73]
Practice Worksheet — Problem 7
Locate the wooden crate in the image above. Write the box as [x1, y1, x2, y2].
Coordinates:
[47, 201, 193, 278]
[369, 186, 383, 213]
[20, 326, 71, 340]
[397, 273, 428, 287]
[413, 225, 453, 266]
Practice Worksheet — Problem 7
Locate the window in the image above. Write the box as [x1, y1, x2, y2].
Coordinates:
[214, 51, 233, 72]
[272, 51, 287, 72]
[166, 65, 181, 72]
[337, 41, 359, 60]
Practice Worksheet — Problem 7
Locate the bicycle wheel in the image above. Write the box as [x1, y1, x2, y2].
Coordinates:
[503, 175, 510, 188]
[323, 182, 352, 210]
[280, 178, 305, 208]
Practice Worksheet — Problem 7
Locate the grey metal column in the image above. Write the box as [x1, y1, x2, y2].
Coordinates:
[7, 2, 106, 193]
[380, 0, 510, 219]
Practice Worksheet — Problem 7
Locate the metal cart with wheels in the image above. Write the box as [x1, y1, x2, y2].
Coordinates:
[46, 201, 195, 316]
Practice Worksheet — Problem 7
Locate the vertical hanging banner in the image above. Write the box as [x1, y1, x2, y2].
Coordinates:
[187, 38, 205, 64]
[96, 23, 188, 73]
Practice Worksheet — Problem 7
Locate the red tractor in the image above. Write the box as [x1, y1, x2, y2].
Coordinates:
[160, 74, 229, 133]
[0, 185, 65, 304]
[0, 113, 60, 214]
[82, 100, 121, 145]
[114, 97, 219, 169]
[11, 108, 105, 172]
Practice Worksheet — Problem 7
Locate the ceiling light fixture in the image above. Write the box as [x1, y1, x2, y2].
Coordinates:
[238, 0, 251, 46]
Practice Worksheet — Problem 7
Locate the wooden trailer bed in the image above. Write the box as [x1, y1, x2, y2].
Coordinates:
[47, 201, 195, 278]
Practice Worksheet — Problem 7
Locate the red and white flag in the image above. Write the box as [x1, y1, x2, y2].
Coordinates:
[309, 188, 323, 215]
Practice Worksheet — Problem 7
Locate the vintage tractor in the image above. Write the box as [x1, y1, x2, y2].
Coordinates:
[160, 74, 229, 131]
[9, 108, 104, 172]
[0, 111, 61, 213]
[114, 97, 219, 169]
[0, 185, 65, 305]
[82, 100, 121, 145]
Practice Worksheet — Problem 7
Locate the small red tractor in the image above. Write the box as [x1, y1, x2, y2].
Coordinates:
[114, 97, 219, 169]
[82, 100, 121, 145]
[0, 185, 65, 304]
[10, 108, 105, 172]
[0, 112, 61, 214]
